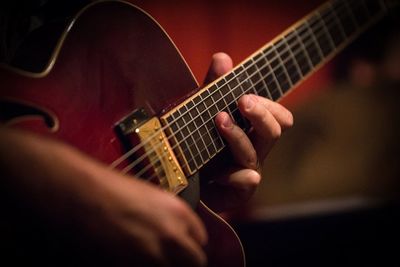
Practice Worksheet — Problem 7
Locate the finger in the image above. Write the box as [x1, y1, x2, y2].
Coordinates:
[202, 167, 261, 211]
[203, 52, 233, 85]
[217, 167, 261, 192]
[166, 232, 207, 267]
[241, 94, 293, 130]
[175, 200, 208, 246]
[237, 94, 290, 161]
[238, 94, 283, 142]
[186, 214, 208, 247]
[215, 112, 258, 170]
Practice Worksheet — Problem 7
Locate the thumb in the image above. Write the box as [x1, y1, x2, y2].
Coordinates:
[203, 52, 233, 85]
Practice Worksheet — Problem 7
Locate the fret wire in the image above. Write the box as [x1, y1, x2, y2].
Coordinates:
[304, 20, 325, 59]
[329, 1, 347, 39]
[198, 92, 218, 157]
[218, 78, 231, 114]
[183, 58, 312, 169]
[118, 0, 382, 175]
[198, 126, 212, 161]
[174, 1, 354, 137]
[180, 0, 386, 171]
[265, 48, 283, 97]
[266, 45, 284, 96]
[235, 66, 255, 96]
[168, 13, 358, 161]
[188, 100, 207, 167]
[204, 123, 218, 156]
[185, 101, 202, 169]
[317, 10, 337, 50]
[237, 72, 250, 95]
[281, 46, 301, 81]
[118, 0, 360, 173]
[249, 58, 273, 99]
[127, 10, 382, 176]
[173, 57, 298, 169]
[169, 1, 388, 170]
[298, 23, 324, 66]
[113, 0, 388, 175]
[243, 58, 268, 99]
[275, 40, 295, 89]
[236, 65, 251, 96]
[334, 1, 358, 36]
[177, 28, 384, 176]
[320, 5, 345, 46]
[283, 34, 304, 80]
[293, 26, 315, 72]
[170, 10, 382, 169]
[246, 70, 259, 95]
[186, 99, 201, 168]
[178, 107, 197, 171]
[309, 14, 335, 56]
[206, 117, 225, 151]
[241, 70, 257, 97]
[194, 100, 211, 162]
[255, 53, 280, 100]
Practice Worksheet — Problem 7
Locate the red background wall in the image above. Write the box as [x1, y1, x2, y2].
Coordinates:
[128, 0, 333, 108]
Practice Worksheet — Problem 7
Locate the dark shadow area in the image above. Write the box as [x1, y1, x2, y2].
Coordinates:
[234, 203, 400, 267]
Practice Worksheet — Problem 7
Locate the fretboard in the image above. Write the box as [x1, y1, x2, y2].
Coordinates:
[161, 0, 389, 176]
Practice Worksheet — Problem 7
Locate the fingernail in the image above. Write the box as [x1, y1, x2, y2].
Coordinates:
[246, 95, 255, 110]
[222, 114, 233, 128]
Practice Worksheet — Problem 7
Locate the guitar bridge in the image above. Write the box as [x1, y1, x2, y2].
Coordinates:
[115, 109, 188, 194]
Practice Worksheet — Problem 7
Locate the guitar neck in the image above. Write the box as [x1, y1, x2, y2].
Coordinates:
[160, 0, 390, 176]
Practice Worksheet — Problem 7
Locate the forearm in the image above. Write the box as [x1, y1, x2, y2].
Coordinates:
[0, 127, 110, 225]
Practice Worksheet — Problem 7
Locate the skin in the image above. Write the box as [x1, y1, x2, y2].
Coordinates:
[0, 53, 293, 267]
[202, 53, 293, 212]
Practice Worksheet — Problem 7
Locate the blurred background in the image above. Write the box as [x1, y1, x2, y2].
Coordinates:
[129, 1, 400, 266]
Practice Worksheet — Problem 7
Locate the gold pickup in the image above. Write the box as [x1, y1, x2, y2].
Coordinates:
[134, 117, 188, 194]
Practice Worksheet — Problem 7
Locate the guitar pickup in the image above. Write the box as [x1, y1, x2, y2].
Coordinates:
[115, 109, 188, 194]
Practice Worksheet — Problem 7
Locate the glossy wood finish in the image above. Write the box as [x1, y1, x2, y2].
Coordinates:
[0, 1, 244, 266]
[1, 2, 197, 163]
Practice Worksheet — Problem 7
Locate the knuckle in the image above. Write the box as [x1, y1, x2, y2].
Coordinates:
[170, 199, 190, 218]
[237, 127, 248, 140]
[231, 125, 248, 143]
[270, 125, 282, 140]
[246, 151, 258, 170]
[248, 171, 261, 188]
[237, 171, 261, 201]
[285, 110, 294, 128]
[159, 220, 181, 243]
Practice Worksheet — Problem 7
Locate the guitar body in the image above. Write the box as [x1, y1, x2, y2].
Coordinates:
[0, 1, 244, 267]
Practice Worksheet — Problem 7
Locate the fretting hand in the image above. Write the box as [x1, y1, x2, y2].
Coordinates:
[200, 53, 293, 212]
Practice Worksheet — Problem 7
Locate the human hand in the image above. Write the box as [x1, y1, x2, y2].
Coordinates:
[200, 53, 293, 212]
[80, 164, 208, 267]
[0, 128, 207, 267]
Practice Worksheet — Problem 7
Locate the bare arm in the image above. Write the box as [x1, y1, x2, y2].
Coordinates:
[0, 127, 207, 267]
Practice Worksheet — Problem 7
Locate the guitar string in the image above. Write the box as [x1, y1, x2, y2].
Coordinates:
[111, 0, 378, 177]
[136, 0, 386, 182]
[109, 0, 361, 171]
[116, 0, 376, 176]
[119, 3, 383, 179]
[119, 2, 374, 177]
[119, 20, 340, 175]
[168, 0, 386, 174]
[175, 2, 388, 176]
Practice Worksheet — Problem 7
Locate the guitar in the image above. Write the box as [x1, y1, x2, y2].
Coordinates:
[0, 0, 395, 266]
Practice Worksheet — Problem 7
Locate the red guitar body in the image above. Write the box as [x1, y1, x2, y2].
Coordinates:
[0, 1, 244, 266]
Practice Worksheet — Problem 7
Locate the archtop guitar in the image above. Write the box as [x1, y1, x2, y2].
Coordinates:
[0, 0, 396, 266]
